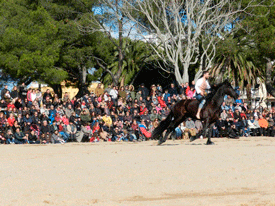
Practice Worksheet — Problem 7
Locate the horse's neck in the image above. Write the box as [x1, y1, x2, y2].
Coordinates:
[209, 87, 225, 109]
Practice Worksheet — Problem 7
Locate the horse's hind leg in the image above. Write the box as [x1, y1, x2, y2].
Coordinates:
[158, 117, 183, 145]
[158, 127, 172, 145]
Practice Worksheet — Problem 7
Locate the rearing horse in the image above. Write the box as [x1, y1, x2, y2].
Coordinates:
[152, 80, 239, 145]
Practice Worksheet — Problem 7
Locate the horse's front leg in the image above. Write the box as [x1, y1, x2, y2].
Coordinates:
[206, 123, 215, 145]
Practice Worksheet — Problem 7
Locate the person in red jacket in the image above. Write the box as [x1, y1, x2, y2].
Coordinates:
[7, 113, 16, 127]
[157, 95, 166, 108]
[139, 102, 148, 115]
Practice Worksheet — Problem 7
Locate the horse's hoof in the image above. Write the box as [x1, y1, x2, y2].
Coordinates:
[190, 136, 196, 142]
[157, 140, 163, 145]
[206, 141, 215, 145]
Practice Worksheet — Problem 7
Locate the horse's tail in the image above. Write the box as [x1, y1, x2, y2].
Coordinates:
[152, 111, 173, 139]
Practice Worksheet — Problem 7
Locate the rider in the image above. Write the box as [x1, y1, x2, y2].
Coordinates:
[195, 70, 211, 119]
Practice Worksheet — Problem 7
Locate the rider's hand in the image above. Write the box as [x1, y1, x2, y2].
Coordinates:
[201, 92, 204, 96]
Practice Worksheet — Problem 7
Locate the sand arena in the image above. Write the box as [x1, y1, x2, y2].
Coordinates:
[1, 137, 275, 206]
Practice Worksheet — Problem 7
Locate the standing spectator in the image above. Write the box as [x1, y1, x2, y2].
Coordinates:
[109, 86, 118, 105]
[118, 86, 127, 102]
[43, 89, 53, 102]
[178, 83, 185, 95]
[162, 90, 171, 104]
[26, 88, 33, 105]
[19, 83, 27, 100]
[36, 89, 43, 106]
[10, 86, 19, 99]
[156, 84, 163, 93]
[95, 83, 104, 97]
[138, 83, 149, 100]
[1, 85, 9, 100]
[104, 84, 112, 94]
[168, 83, 178, 96]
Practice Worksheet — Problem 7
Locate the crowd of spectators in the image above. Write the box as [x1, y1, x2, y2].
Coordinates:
[0, 81, 275, 145]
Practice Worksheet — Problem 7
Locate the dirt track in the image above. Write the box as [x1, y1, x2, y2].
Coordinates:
[1, 137, 275, 206]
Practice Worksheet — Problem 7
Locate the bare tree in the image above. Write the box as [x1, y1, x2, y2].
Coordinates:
[78, 0, 136, 86]
[123, 0, 267, 84]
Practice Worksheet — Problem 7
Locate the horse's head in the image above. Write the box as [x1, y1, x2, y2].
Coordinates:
[222, 80, 239, 99]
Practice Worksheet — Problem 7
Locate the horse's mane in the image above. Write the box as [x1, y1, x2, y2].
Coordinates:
[205, 80, 229, 104]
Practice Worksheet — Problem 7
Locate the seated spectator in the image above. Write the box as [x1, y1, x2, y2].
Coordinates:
[5, 129, 15, 144]
[65, 104, 74, 118]
[80, 109, 91, 124]
[138, 119, 152, 139]
[59, 122, 69, 142]
[185, 117, 196, 139]
[221, 102, 229, 111]
[220, 109, 228, 121]
[228, 103, 235, 112]
[0, 133, 5, 144]
[40, 120, 51, 144]
[240, 116, 250, 137]
[195, 120, 203, 135]
[186, 87, 195, 99]
[111, 127, 122, 141]
[14, 127, 28, 144]
[266, 114, 274, 136]
[216, 117, 226, 137]
[51, 130, 65, 144]
[258, 115, 268, 136]
[79, 123, 93, 142]
[235, 96, 243, 105]
[67, 121, 77, 142]
[7, 113, 16, 127]
[28, 130, 40, 144]
[23, 113, 33, 124]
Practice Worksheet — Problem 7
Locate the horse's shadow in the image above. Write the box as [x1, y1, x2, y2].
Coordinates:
[151, 143, 180, 146]
[185, 143, 204, 146]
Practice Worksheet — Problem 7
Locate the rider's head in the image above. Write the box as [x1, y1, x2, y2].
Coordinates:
[202, 70, 210, 79]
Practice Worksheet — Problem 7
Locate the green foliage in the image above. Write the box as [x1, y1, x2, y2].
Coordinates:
[0, 1, 67, 84]
[97, 38, 153, 85]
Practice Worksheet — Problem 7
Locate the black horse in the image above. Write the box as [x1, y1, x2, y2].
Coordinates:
[152, 80, 239, 145]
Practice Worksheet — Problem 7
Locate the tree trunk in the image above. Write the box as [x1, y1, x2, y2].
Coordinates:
[51, 84, 62, 98]
[266, 59, 275, 97]
[112, 0, 124, 87]
[76, 66, 89, 98]
[246, 83, 252, 107]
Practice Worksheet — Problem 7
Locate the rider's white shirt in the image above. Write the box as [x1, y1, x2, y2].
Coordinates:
[195, 78, 211, 94]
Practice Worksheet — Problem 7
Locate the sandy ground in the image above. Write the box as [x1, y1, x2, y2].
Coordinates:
[1, 137, 275, 206]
